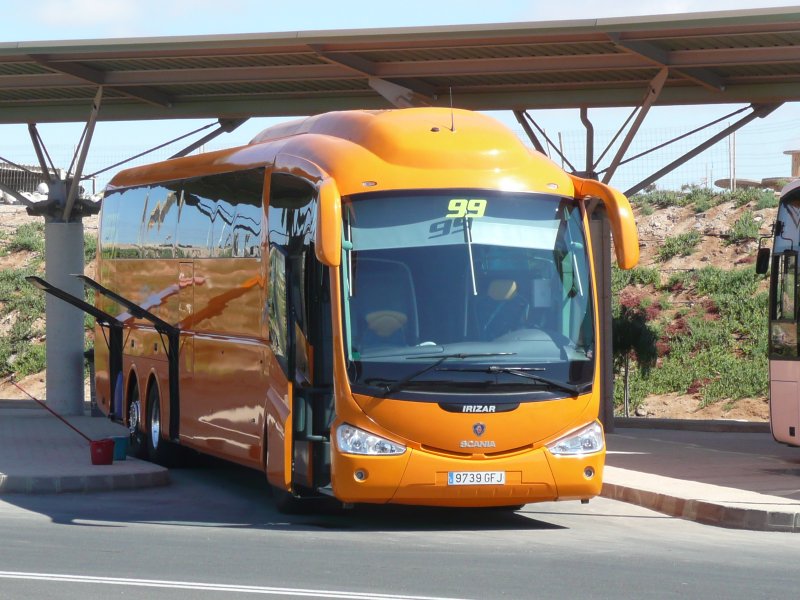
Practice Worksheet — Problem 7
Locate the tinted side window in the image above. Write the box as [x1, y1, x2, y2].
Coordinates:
[268, 245, 289, 374]
[99, 189, 121, 259]
[233, 202, 263, 258]
[178, 184, 214, 259]
[142, 184, 180, 259]
[102, 186, 149, 259]
[179, 169, 264, 259]
[268, 173, 316, 333]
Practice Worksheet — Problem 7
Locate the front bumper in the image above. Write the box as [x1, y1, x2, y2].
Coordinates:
[331, 443, 604, 507]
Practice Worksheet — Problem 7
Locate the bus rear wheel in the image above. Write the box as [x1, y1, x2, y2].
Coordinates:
[127, 380, 146, 459]
[146, 384, 179, 466]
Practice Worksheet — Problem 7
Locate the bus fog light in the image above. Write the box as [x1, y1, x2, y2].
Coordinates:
[336, 423, 406, 456]
[354, 469, 367, 481]
[546, 421, 604, 456]
[584, 467, 595, 479]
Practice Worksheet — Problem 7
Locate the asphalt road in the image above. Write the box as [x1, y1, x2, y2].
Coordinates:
[0, 461, 798, 600]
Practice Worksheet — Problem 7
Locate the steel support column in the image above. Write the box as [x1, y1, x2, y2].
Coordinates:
[43, 216, 85, 415]
[29, 88, 104, 415]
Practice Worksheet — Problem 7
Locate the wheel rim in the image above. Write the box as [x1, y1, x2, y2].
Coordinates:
[150, 396, 160, 450]
[128, 399, 140, 437]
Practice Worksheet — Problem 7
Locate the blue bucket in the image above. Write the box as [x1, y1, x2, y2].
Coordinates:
[111, 436, 128, 461]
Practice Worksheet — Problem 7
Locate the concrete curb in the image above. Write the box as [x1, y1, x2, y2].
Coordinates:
[602, 466, 800, 533]
[0, 463, 170, 494]
[613, 417, 770, 433]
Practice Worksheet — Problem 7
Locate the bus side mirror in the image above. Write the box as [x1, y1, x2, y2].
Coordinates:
[756, 247, 771, 275]
[570, 176, 640, 270]
[315, 178, 342, 267]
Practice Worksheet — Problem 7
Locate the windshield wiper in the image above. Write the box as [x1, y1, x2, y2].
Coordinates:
[436, 365, 587, 396]
[382, 352, 515, 396]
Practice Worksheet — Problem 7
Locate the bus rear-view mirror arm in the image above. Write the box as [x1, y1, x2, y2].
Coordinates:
[315, 178, 342, 267]
[569, 175, 640, 270]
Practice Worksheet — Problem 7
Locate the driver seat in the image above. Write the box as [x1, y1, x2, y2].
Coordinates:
[480, 279, 529, 339]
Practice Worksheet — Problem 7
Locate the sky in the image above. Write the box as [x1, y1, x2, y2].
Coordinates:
[1, 0, 799, 193]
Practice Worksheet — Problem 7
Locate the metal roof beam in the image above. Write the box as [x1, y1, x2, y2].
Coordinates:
[310, 46, 436, 102]
[608, 34, 726, 92]
[3, 79, 800, 123]
[29, 55, 173, 107]
[367, 77, 431, 108]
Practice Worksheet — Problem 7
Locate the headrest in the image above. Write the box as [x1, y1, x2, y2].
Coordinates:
[366, 310, 407, 337]
[488, 279, 517, 301]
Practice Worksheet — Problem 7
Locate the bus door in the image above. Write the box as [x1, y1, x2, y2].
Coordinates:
[769, 250, 800, 445]
[290, 255, 333, 494]
[266, 170, 335, 495]
[269, 243, 333, 495]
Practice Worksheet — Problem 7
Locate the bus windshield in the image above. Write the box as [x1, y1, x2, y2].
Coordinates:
[341, 190, 594, 398]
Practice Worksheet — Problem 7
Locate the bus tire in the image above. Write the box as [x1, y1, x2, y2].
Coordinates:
[145, 384, 179, 467]
[127, 378, 146, 459]
[272, 486, 305, 514]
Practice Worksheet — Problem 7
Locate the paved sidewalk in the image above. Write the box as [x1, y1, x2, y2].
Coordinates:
[0, 402, 168, 494]
[1, 399, 799, 532]
[603, 427, 800, 532]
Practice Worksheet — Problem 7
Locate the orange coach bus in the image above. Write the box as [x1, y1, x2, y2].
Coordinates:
[90, 108, 639, 510]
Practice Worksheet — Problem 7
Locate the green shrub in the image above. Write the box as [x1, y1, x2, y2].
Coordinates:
[651, 190, 688, 208]
[725, 211, 759, 244]
[727, 188, 772, 208]
[613, 264, 769, 409]
[7, 223, 44, 253]
[14, 344, 46, 378]
[756, 192, 780, 210]
[84, 233, 97, 264]
[612, 265, 660, 293]
[685, 187, 716, 213]
[657, 231, 702, 261]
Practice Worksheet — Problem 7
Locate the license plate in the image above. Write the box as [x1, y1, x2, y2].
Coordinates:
[447, 471, 505, 486]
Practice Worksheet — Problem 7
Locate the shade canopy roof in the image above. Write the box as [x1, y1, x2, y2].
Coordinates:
[2, 7, 800, 124]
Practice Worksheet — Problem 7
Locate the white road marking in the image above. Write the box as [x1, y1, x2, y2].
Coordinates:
[0, 571, 471, 600]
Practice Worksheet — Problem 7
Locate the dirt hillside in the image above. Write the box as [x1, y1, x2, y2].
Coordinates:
[627, 193, 775, 421]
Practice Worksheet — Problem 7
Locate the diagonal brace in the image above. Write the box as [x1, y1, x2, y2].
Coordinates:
[602, 67, 668, 184]
[624, 103, 782, 197]
[63, 86, 102, 222]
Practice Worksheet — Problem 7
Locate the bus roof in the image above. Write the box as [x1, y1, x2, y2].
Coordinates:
[110, 108, 575, 197]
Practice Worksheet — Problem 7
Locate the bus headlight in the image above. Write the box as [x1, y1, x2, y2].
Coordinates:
[336, 424, 406, 456]
[546, 421, 604, 456]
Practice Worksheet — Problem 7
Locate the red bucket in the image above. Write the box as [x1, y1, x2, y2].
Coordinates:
[90, 439, 115, 465]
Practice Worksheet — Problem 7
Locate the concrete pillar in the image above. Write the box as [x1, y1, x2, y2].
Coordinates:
[44, 219, 85, 415]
